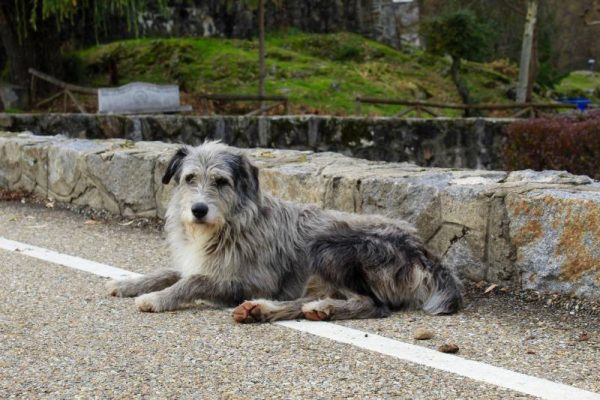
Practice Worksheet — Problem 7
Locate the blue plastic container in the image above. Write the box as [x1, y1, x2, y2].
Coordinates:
[559, 97, 593, 111]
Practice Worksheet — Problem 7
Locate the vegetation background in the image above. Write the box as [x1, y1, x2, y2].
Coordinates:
[0, 0, 598, 114]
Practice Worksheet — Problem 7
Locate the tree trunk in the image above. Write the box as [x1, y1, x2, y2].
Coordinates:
[0, 3, 64, 107]
[517, 0, 538, 103]
[0, 4, 36, 90]
[258, 0, 265, 108]
[526, 23, 539, 102]
[450, 56, 472, 117]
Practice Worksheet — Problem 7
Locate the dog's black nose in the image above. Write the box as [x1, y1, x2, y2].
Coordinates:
[191, 203, 209, 220]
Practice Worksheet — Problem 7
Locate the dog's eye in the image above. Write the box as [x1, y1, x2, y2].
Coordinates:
[184, 174, 195, 184]
[215, 177, 230, 187]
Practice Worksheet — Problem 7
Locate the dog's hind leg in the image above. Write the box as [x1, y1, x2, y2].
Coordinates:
[301, 294, 390, 321]
[232, 298, 311, 323]
[106, 269, 181, 298]
[232, 275, 334, 323]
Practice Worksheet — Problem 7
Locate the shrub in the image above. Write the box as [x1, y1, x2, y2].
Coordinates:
[61, 53, 86, 84]
[420, 9, 493, 63]
[333, 44, 363, 62]
[485, 58, 518, 79]
[504, 110, 600, 180]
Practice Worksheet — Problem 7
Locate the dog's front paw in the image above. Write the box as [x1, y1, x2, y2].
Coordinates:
[106, 279, 138, 297]
[232, 301, 264, 323]
[106, 279, 126, 297]
[135, 293, 164, 313]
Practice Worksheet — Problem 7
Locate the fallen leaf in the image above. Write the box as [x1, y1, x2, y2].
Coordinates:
[484, 284, 498, 294]
[119, 220, 134, 226]
[84, 220, 99, 225]
[578, 333, 590, 342]
[414, 328, 434, 340]
[438, 343, 459, 354]
[526, 350, 536, 355]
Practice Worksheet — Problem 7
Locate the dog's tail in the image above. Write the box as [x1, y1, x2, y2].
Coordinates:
[418, 253, 463, 315]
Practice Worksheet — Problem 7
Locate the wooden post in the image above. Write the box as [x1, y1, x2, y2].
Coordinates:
[355, 99, 362, 115]
[30, 74, 36, 108]
[517, 0, 538, 103]
[65, 89, 86, 113]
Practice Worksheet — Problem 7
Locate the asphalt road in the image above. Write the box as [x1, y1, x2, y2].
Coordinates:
[0, 201, 599, 399]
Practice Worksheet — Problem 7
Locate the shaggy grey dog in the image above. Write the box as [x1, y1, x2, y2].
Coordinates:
[106, 141, 462, 322]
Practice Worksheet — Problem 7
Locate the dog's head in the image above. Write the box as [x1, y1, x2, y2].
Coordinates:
[162, 141, 261, 231]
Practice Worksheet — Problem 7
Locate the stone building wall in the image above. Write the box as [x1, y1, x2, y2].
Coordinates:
[118, 0, 420, 50]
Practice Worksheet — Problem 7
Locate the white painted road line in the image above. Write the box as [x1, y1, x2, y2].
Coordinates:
[1, 236, 599, 400]
[278, 320, 600, 400]
[0, 237, 141, 280]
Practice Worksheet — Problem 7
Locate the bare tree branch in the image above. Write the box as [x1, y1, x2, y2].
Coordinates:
[498, 0, 526, 16]
[583, 1, 600, 26]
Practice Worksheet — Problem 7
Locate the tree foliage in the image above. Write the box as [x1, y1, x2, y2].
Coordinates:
[420, 9, 491, 63]
[1, 0, 165, 90]
[13, 0, 165, 41]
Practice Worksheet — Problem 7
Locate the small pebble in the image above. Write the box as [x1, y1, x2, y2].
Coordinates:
[414, 328, 434, 340]
[438, 343, 459, 354]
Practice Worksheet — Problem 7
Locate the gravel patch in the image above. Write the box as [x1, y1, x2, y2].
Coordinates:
[0, 252, 532, 399]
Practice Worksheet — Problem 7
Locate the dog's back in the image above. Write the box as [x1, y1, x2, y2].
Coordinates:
[303, 211, 463, 315]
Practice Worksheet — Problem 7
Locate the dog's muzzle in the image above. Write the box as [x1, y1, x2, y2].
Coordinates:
[191, 202, 209, 222]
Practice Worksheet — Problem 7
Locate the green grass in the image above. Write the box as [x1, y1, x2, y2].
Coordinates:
[555, 71, 600, 102]
[76, 32, 517, 116]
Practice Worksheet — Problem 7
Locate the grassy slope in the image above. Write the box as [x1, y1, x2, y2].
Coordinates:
[555, 71, 600, 103]
[77, 32, 516, 116]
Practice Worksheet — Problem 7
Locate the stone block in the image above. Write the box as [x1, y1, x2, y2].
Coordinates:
[360, 173, 446, 241]
[485, 196, 516, 283]
[506, 189, 600, 297]
[20, 141, 51, 197]
[47, 140, 114, 201]
[0, 134, 26, 187]
[84, 144, 158, 217]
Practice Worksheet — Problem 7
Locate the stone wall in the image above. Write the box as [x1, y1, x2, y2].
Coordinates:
[105, 0, 420, 50]
[0, 113, 511, 170]
[1, 131, 599, 298]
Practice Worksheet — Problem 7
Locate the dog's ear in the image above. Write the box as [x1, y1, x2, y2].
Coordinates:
[242, 155, 260, 195]
[162, 147, 188, 185]
[245, 157, 260, 192]
[228, 153, 261, 201]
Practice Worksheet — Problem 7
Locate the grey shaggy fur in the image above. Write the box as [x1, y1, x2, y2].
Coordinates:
[106, 141, 463, 322]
